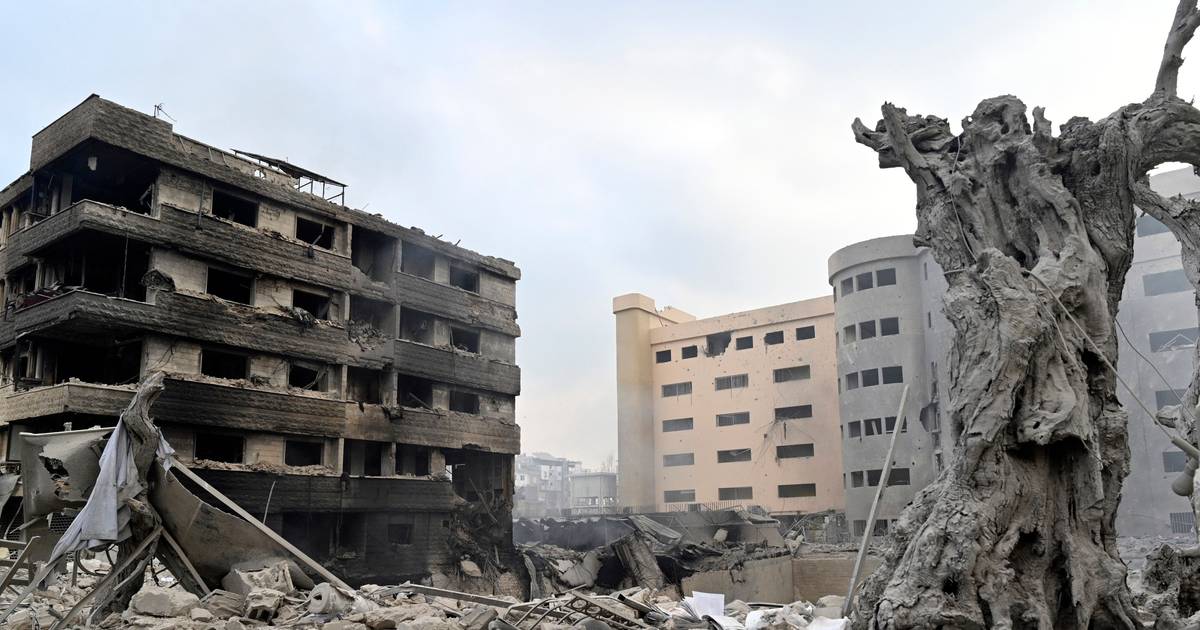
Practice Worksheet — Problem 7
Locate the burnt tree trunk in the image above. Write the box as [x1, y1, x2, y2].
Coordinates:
[847, 2, 1200, 628]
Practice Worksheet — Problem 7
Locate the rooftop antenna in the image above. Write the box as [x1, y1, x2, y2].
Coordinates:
[153, 103, 176, 122]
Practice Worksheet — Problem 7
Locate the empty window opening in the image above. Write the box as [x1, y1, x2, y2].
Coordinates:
[851, 471, 864, 487]
[719, 486, 753, 501]
[363, 442, 384, 476]
[876, 268, 897, 286]
[655, 350, 671, 363]
[449, 390, 480, 414]
[853, 520, 867, 536]
[350, 295, 394, 333]
[664, 489, 695, 503]
[211, 190, 258, 227]
[397, 373, 435, 409]
[449, 264, 480, 293]
[37, 231, 151, 301]
[399, 307, 438, 345]
[861, 369, 880, 387]
[775, 365, 811, 382]
[285, 440, 324, 466]
[1150, 327, 1200, 352]
[796, 326, 815, 340]
[715, 374, 749, 390]
[843, 324, 857, 344]
[337, 512, 367, 555]
[880, 317, 900, 336]
[717, 448, 751, 463]
[388, 523, 413, 545]
[856, 272, 874, 290]
[735, 335, 753, 350]
[351, 226, 396, 282]
[663, 453, 694, 467]
[864, 417, 882, 436]
[662, 418, 693, 432]
[195, 433, 244, 463]
[201, 348, 248, 380]
[775, 405, 813, 420]
[1145, 268, 1191, 296]
[292, 289, 332, 320]
[400, 242, 436, 279]
[296, 217, 335, 249]
[882, 366, 904, 384]
[845, 373, 859, 390]
[347, 367, 382, 404]
[717, 412, 750, 427]
[840, 278, 854, 297]
[38, 339, 143, 387]
[451, 326, 481, 353]
[1165, 450, 1189, 473]
[778, 483, 816, 498]
[60, 144, 158, 214]
[884, 416, 907, 433]
[764, 331, 784, 345]
[207, 267, 253, 305]
[777, 443, 815, 458]
[866, 469, 882, 486]
[859, 320, 877, 339]
[681, 345, 698, 359]
[288, 362, 326, 391]
[888, 468, 911, 486]
[847, 421, 862, 438]
[662, 382, 692, 397]
[705, 332, 732, 356]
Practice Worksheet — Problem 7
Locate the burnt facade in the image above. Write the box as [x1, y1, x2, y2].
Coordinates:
[0, 96, 520, 584]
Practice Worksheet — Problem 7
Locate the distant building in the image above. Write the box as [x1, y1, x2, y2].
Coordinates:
[613, 293, 843, 515]
[514, 452, 580, 518]
[827, 236, 952, 537]
[1116, 167, 1200, 537]
[567, 470, 618, 515]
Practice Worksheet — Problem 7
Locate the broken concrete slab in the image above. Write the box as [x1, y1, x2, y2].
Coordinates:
[129, 585, 202, 617]
[221, 560, 297, 597]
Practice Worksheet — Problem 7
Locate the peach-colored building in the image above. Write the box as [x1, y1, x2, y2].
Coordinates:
[613, 293, 843, 515]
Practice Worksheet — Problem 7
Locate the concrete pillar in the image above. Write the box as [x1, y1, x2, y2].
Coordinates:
[381, 367, 398, 407]
[430, 449, 446, 474]
[384, 443, 397, 476]
[433, 255, 450, 284]
[431, 384, 450, 410]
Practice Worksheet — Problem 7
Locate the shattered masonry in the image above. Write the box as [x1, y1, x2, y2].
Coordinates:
[0, 95, 521, 585]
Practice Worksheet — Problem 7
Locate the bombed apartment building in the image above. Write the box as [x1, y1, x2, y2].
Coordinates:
[0, 95, 521, 584]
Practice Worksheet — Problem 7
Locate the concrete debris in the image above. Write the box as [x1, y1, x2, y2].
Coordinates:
[130, 585, 202, 617]
[223, 561, 298, 597]
[460, 559, 484, 578]
[244, 587, 286, 621]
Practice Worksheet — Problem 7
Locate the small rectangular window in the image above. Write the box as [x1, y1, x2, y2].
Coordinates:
[845, 373, 859, 390]
[715, 374, 749, 390]
[861, 368, 880, 387]
[664, 489, 695, 503]
[1150, 327, 1200, 352]
[735, 335, 753, 350]
[888, 468, 911, 486]
[449, 390, 480, 414]
[880, 317, 900, 336]
[1137, 214, 1171, 236]
[211, 190, 257, 227]
[884, 416, 907, 433]
[206, 267, 253, 305]
[773, 365, 811, 383]
[866, 469, 882, 486]
[864, 417, 881, 436]
[716, 412, 750, 427]
[388, 523, 413, 545]
[882, 366, 904, 384]
[1144, 268, 1192, 296]
[778, 483, 816, 498]
[856, 272, 874, 290]
[195, 433, 244, 463]
[796, 326, 815, 340]
[847, 421, 862, 438]
[663, 453, 694, 467]
[201, 348, 248, 379]
[662, 418, 694, 432]
[655, 350, 671, 363]
[288, 362, 325, 391]
[1164, 450, 1189, 473]
[843, 324, 857, 344]
[876, 268, 897, 286]
[285, 440, 324, 466]
[662, 382, 693, 397]
[851, 471, 864, 487]
[450, 326, 480, 353]
[718, 486, 753, 501]
[706, 332, 732, 356]
[717, 448, 752, 463]
[775, 405, 813, 420]
[853, 520, 866, 536]
[449, 264, 480, 293]
[1156, 389, 1186, 409]
[776, 443, 814, 459]
[296, 217, 335, 249]
[840, 278, 854, 296]
[292, 289, 332, 320]
[681, 345, 698, 359]
[859, 320, 876, 339]
[764, 331, 785, 345]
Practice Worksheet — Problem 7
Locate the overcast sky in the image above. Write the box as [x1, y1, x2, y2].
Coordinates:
[0, 1, 1191, 468]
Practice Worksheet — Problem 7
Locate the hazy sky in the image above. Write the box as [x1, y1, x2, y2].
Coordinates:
[0, 1, 1191, 468]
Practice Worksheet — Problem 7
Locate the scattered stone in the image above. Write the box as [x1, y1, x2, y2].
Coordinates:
[130, 585, 202, 617]
[222, 560, 296, 597]
[460, 559, 483, 578]
[323, 622, 370, 630]
[461, 605, 499, 630]
[244, 587, 285, 622]
[190, 607, 215, 622]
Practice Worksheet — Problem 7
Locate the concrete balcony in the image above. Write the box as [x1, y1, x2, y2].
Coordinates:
[395, 339, 520, 396]
[0, 381, 133, 423]
[393, 271, 519, 337]
[190, 468, 459, 512]
[345, 404, 520, 455]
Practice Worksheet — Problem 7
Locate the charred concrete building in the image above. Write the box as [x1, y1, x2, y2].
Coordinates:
[0, 96, 521, 584]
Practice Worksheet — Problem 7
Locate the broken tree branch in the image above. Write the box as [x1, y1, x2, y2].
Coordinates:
[1156, 0, 1200, 98]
